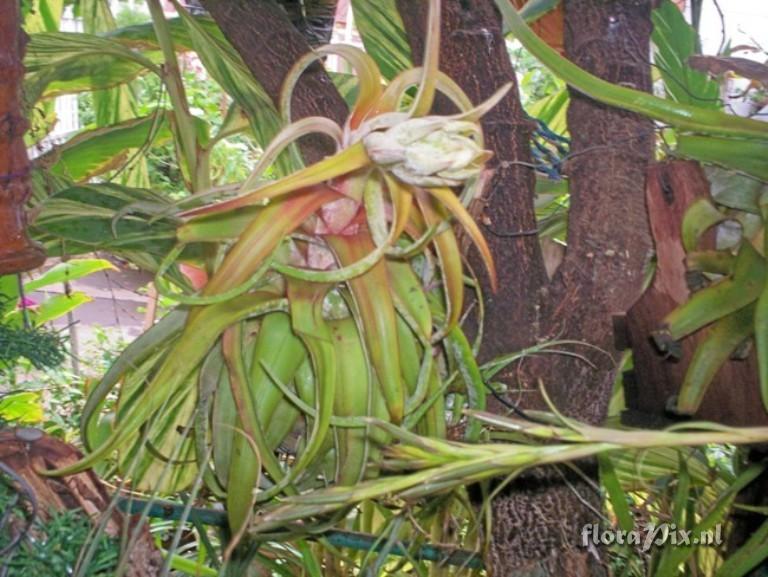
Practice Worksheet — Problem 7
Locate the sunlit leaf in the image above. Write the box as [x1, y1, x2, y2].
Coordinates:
[32, 183, 184, 265]
[25, 258, 116, 292]
[44, 115, 173, 182]
[17, 291, 92, 326]
[0, 276, 21, 317]
[171, 4, 300, 176]
[652, 0, 720, 108]
[677, 135, 768, 182]
[23, 0, 64, 33]
[24, 31, 159, 103]
[0, 392, 44, 424]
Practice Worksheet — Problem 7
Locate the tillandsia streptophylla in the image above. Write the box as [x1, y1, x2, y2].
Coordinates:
[52, 0, 510, 537]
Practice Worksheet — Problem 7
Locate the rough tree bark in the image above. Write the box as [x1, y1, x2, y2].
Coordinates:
[498, 1, 654, 573]
[277, 0, 341, 47]
[530, 0, 654, 420]
[396, 1, 653, 575]
[201, 0, 347, 165]
[0, 0, 46, 274]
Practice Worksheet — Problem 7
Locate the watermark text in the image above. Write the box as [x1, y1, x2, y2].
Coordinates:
[581, 523, 723, 552]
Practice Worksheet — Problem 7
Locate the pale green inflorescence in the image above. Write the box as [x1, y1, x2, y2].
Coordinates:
[363, 118, 491, 187]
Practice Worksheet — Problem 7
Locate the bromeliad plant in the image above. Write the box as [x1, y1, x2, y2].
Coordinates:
[52, 0, 505, 538]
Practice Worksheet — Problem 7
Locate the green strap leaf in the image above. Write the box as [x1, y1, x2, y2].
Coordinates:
[44, 114, 172, 183]
[24, 31, 159, 103]
[651, 0, 720, 108]
[24, 258, 116, 292]
[351, 0, 412, 81]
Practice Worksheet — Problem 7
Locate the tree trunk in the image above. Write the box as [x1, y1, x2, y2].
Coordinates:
[499, 1, 654, 573]
[0, 0, 45, 275]
[201, 0, 348, 165]
[524, 0, 654, 420]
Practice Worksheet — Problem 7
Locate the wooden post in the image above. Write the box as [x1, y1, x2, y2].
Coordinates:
[623, 161, 766, 426]
[0, 0, 45, 275]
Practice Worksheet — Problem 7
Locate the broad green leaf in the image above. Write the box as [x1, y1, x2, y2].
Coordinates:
[211, 102, 250, 144]
[9, 291, 93, 326]
[27, 166, 73, 206]
[89, 108, 152, 202]
[330, 72, 362, 107]
[0, 392, 44, 424]
[26, 53, 150, 104]
[166, 555, 218, 577]
[600, 454, 634, 532]
[122, 386, 200, 493]
[678, 135, 768, 182]
[670, 455, 691, 528]
[81, 310, 187, 449]
[681, 198, 726, 252]
[610, 447, 732, 491]
[526, 81, 568, 134]
[715, 516, 768, 577]
[677, 304, 755, 415]
[73, 21, 149, 188]
[706, 166, 767, 214]
[106, 17, 215, 52]
[535, 188, 569, 243]
[25, 258, 116, 292]
[296, 540, 324, 577]
[91, 83, 140, 127]
[655, 464, 764, 577]
[351, 0, 412, 81]
[0, 276, 21, 316]
[25, 98, 59, 147]
[24, 31, 159, 103]
[79, 0, 117, 32]
[23, 0, 64, 33]
[80, 0, 143, 134]
[652, 0, 720, 108]
[32, 183, 181, 261]
[44, 115, 173, 182]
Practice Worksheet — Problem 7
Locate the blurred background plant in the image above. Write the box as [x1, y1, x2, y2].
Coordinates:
[0, 479, 122, 577]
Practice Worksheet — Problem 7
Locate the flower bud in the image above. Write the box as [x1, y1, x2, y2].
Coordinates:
[363, 118, 492, 187]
